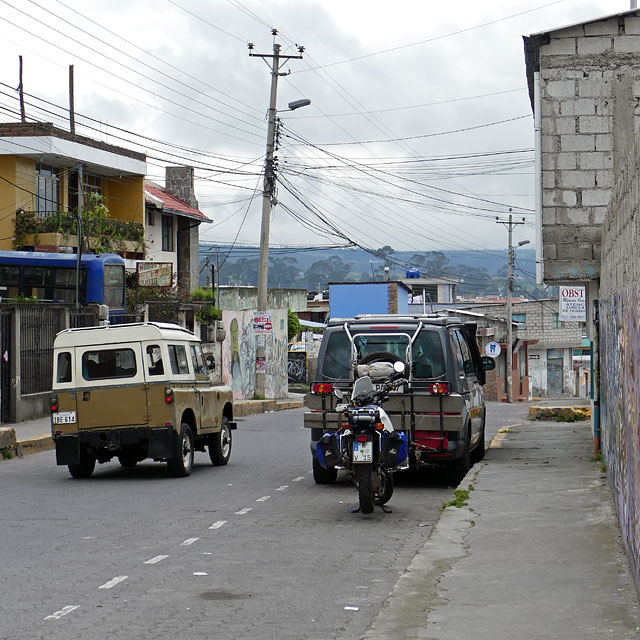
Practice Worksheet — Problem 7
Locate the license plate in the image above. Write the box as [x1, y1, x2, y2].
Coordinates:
[374, 383, 402, 393]
[353, 440, 373, 463]
[53, 411, 76, 424]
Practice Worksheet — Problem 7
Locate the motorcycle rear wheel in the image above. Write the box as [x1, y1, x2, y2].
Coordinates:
[358, 464, 374, 514]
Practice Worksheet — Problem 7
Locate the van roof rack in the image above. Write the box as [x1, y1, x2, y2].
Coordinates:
[327, 314, 463, 327]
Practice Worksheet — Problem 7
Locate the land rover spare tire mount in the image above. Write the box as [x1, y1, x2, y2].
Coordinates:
[316, 359, 409, 514]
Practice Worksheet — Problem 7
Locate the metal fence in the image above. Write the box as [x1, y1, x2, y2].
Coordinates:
[20, 306, 64, 395]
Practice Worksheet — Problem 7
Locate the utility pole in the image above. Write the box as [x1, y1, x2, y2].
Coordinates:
[249, 32, 304, 398]
[75, 164, 84, 311]
[497, 212, 525, 402]
[18, 56, 26, 122]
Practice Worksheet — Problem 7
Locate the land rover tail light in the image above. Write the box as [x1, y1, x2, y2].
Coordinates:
[165, 388, 174, 404]
[429, 382, 450, 395]
[312, 382, 333, 394]
[50, 396, 58, 413]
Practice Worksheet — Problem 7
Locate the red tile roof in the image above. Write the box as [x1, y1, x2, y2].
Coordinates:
[144, 181, 211, 223]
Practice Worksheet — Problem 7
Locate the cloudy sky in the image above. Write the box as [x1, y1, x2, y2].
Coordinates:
[0, 0, 630, 256]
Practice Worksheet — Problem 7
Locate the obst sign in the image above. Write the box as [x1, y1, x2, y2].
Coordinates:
[559, 286, 586, 322]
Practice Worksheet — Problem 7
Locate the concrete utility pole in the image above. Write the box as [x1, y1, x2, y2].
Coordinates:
[249, 32, 304, 398]
[497, 212, 525, 403]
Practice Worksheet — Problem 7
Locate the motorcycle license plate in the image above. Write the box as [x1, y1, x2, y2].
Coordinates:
[353, 441, 373, 463]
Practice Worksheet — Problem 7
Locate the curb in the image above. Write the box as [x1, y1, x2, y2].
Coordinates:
[2, 400, 305, 459]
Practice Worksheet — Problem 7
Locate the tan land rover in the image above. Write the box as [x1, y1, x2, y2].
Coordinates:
[50, 322, 236, 478]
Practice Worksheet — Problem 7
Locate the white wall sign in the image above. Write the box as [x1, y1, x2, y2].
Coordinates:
[559, 286, 586, 321]
[485, 341, 501, 358]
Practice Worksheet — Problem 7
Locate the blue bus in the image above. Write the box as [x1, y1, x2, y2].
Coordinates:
[0, 251, 126, 313]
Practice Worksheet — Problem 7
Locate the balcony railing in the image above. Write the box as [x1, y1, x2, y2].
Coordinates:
[15, 210, 144, 254]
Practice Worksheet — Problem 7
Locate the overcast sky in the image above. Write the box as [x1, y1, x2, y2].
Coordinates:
[0, 0, 630, 256]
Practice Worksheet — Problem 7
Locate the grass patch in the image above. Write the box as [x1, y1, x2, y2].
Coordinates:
[443, 484, 474, 509]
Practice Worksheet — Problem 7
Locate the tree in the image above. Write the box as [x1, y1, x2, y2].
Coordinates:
[220, 258, 258, 286]
[288, 309, 301, 341]
[303, 256, 352, 290]
[268, 256, 302, 288]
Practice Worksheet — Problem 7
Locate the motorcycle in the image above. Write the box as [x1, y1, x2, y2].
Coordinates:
[316, 361, 409, 514]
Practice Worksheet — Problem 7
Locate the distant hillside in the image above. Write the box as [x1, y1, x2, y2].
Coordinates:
[198, 244, 540, 298]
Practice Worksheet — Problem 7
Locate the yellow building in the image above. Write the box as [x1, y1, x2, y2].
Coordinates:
[0, 122, 147, 258]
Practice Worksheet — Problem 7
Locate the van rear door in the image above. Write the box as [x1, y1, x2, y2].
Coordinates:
[75, 343, 148, 429]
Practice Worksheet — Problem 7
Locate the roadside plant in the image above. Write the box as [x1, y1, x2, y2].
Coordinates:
[195, 304, 222, 324]
[191, 287, 216, 302]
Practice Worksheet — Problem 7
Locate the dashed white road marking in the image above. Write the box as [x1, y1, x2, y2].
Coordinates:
[293, 476, 304, 482]
[193, 572, 208, 576]
[256, 495, 271, 502]
[276, 485, 288, 491]
[45, 605, 78, 621]
[344, 606, 360, 611]
[181, 538, 199, 546]
[209, 520, 227, 530]
[144, 555, 168, 565]
[235, 507, 253, 515]
[99, 576, 127, 590]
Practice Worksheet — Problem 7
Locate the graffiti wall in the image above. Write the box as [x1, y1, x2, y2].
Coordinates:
[599, 287, 640, 589]
[220, 309, 288, 400]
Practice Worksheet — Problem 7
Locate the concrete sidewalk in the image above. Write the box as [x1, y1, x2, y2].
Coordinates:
[363, 416, 640, 639]
[0, 395, 305, 457]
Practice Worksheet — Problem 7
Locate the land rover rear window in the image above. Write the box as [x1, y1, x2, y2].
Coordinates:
[82, 349, 137, 380]
[321, 332, 351, 379]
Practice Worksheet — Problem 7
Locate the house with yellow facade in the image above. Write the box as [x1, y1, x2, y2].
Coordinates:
[0, 121, 147, 259]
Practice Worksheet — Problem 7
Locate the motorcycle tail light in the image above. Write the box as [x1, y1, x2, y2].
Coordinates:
[375, 422, 384, 430]
[356, 434, 369, 443]
[430, 382, 450, 395]
[312, 382, 333, 394]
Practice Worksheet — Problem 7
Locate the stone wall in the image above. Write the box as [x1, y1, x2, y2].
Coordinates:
[600, 129, 640, 594]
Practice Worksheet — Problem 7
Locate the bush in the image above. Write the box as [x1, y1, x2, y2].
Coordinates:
[195, 304, 222, 324]
[191, 287, 216, 302]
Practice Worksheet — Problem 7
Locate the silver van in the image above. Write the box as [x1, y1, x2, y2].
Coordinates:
[304, 314, 495, 484]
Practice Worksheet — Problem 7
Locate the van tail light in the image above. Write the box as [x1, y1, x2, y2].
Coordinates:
[429, 382, 450, 395]
[50, 396, 58, 413]
[312, 382, 333, 394]
[165, 388, 174, 404]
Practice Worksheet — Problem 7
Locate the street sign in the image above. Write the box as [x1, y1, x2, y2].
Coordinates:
[559, 286, 586, 321]
[137, 262, 173, 287]
[485, 341, 501, 358]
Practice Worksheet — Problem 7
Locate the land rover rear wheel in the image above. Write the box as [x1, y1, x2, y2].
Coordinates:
[209, 416, 232, 466]
[167, 423, 194, 477]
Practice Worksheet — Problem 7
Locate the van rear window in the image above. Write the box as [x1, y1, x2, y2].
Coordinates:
[82, 349, 137, 380]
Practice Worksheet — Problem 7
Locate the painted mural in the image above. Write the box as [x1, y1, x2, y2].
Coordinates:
[599, 287, 640, 588]
[220, 309, 288, 400]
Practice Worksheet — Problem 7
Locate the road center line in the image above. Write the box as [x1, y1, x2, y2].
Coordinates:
[276, 485, 288, 491]
[45, 605, 78, 621]
[235, 507, 252, 515]
[98, 576, 127, 590]
[256, 495, 271, 502]
[209, 520, 227, 529]
[293, 476, 304, 482]
[144, 555, 169, 565]
[181, 538, 199, 546]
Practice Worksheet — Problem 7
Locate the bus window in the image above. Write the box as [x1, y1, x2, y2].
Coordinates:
[103, 264, 125, 310]
[0, 265, 20, 298]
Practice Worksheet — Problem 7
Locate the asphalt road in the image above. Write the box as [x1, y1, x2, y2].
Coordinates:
[0, 402, 528, 640]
